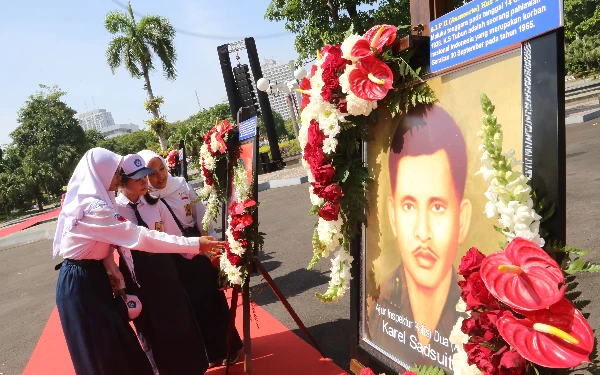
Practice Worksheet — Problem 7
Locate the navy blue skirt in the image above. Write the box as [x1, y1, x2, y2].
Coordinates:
[172, 254, 244, 362]
[56, 261, 154, 375]
[120, 252, 209, 375]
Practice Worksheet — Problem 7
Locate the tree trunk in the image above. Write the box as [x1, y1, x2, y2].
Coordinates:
[141, 59, 167, 151]
[36, 195, 44, 212]
[327, 0, 339, 23]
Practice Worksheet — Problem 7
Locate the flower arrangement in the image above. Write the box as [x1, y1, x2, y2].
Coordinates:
[219, 160, 264, 286]
[166, 149, 178, 169]
[445, 94, 600, 375]
[198, 119, 234, 232]
[298, 24, 435, 302]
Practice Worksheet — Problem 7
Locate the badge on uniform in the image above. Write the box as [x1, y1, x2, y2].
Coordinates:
[155, 221, 163, 232]
[184, 203, 192, 217]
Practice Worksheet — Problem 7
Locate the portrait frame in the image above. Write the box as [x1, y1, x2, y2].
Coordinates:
[349, 29, 566, 375]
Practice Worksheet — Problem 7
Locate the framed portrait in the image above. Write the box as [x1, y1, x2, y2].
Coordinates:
[351, 29, 565, 375]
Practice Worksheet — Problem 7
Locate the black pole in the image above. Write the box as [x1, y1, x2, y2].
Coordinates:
[244, 37, 284, 170]
[178, 139, 188, 181]
[217, 44, 242, 121]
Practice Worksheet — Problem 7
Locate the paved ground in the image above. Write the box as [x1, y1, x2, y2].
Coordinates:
[1, 119, 600, 374]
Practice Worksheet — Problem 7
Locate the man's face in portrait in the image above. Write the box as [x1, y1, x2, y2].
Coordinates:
[388, 148, 471, 290]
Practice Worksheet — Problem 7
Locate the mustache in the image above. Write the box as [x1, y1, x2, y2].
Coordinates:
[411, 246, 439, 260]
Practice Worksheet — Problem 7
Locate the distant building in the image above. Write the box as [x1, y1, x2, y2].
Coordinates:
[78, 108, 139, 139]
[102, 123, 139, 139]
[78, 109, 115, 131]
[260, 59, 301, 120]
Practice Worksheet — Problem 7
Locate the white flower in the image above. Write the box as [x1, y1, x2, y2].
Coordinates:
[210, 133, 220, 154]
[203, 155, 215, 170]
[339, 65, 356, 94]
[346, 93, 377, 116]
[227, 265, 243, 285]
[484, 201, 497, 218]
[341, 34, 362, 62]
[456, 298, 468, 313]
[321, 118, 341, 138]
[452, 350, 483, 375]
[299, 122, 310, 149]
[316, 217, 343, 249]
[449, 317, 467, 346]
[323, 137, 338, 154]
[309, 185, 325, 206]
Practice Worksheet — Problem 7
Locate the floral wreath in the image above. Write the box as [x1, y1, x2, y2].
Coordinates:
[198, 119, 234, 232]
[219, 160, 264, 286]
[298, 24, 435, 302]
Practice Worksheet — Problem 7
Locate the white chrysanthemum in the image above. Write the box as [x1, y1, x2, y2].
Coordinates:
[227, 264, 243, 285]
[299, 122, 310, 149]
[203, 156, 216, 170]
[341, 34, 362, 62]
[323, 137, 338, 154]
[346, 93, 378, 116]
[449, 317, 467, 346]
[230, 241, 245, 256]
[200, 144, 210, 158]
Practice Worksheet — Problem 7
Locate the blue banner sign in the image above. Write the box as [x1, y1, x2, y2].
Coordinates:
[430, 0, 563, 73]
[239, 116, 257, 141]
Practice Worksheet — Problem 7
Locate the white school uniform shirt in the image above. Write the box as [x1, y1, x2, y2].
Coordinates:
[57, 201, 200, 261]
[115, 193, 197, 259]
[160, 181, 209, 234]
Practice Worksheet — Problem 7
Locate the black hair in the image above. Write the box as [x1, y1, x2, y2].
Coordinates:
[389, 104, 468, 199]
[120, 173, 159, 205]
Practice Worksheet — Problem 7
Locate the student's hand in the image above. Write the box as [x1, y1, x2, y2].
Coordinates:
[199, 236, 225, 256]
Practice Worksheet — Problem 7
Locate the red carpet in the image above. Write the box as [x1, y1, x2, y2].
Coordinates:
[0, 208, 60, 238]
[24, 290, 346, 374]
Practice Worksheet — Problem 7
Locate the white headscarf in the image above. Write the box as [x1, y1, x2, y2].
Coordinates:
[53, 148, 123, 257]
[137, 150, 185, 198]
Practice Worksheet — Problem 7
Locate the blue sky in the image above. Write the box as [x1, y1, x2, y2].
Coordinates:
[0, 0, 298, 146]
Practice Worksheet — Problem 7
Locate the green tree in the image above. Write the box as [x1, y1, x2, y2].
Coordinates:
[9, 85, 88, 210]
[564, 0, 600, 43]
[85, 129, 106, 148]
[105, 2, 177, 150]
[98, 129, 161, 156]
[566, 35, 600, 74]
[258, 110, 289, 140]
[265, 0, 412, 64]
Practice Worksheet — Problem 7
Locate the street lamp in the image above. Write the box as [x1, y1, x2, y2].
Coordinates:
[256, 66, 307, 142]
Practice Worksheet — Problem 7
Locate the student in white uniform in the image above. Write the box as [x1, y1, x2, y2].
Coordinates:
[53, 148, 224, 375]
[138, 150, 244, 367]
[115, 154, 210, 375]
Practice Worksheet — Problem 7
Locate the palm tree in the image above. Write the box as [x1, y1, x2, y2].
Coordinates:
[105, 2, 177, 150]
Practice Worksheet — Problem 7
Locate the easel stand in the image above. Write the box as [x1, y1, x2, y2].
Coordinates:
[225, 259, 326, 374]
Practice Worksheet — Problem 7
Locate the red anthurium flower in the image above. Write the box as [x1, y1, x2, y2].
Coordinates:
[351, 24, 397, 59]
[298, 78, 311, 109]
[243, 199, 256, 208]
[349, 56, 393, 101]
[480, 237, 565, 311]
[497, 298, 594, 368]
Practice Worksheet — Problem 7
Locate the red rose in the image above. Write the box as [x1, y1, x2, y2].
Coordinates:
[304, 143, 327, 172]
[461, 316, 483, 337]
[322, 65, 341, 91]
[239, 239, 249, 248]
[478, 310, 502, 341]
[311, 181, 327, 197]
[467, 343, 495, 375]
[498, 350, 527, 375]
[322, 45, 348, 72]
[459, 247, 486, 279]
[313, 164, 336, 184]
[318, 201, 340, 221]
[360, 368, 375, 375]
[321, 87, 334, 103]
[232, 229, 243, 241]
[205, 176, 214, 186]
[337, 100, 348, 113]
[227, 251, 242, 266]
[319, 184, 343, 202]
[459, 271, 498, 311]
[307, 119, 326, 147]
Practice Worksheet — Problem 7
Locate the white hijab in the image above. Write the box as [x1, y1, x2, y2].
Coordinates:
[137, 150, 186, 198]
[53, 148, 122, 257]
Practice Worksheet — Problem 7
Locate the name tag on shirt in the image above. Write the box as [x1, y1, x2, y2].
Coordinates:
[155, 221, 163, 232]
[184, 203, 192, 217]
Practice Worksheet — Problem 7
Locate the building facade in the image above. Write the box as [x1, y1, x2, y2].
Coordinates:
[78, 109, 139, 138]
[260, 59, 301, 120]
[78, 109, 116, 131]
